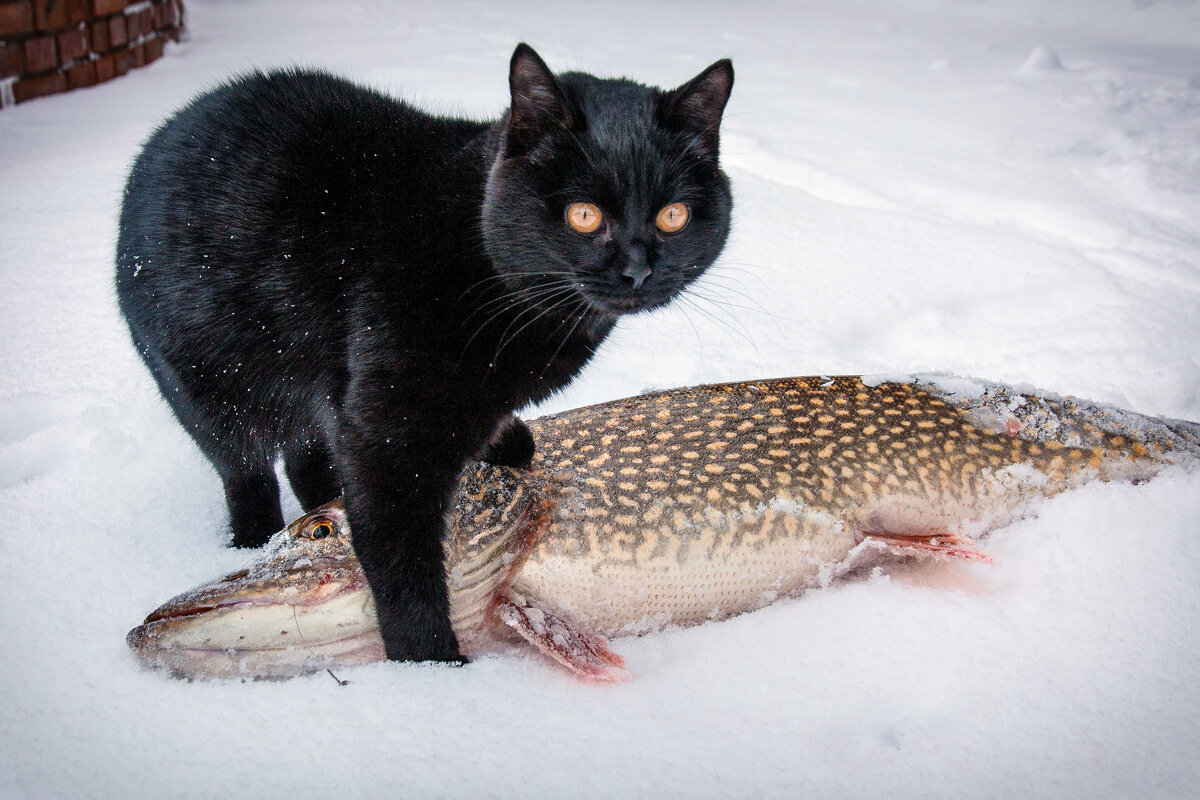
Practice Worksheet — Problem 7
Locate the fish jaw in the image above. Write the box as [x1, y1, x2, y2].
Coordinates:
[127, 590, 383, 680]
[127, 563, 383, 679]
[128, 502, 386, 679]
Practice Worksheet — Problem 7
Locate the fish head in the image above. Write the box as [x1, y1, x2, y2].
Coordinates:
[126, 501, 382, 679]
[127, 464, 553, 680]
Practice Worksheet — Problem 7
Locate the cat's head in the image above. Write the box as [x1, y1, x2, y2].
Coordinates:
[481, 44, 733, 323]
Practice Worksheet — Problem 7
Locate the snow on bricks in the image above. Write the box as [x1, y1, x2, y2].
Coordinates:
[0, 0, 183, 108]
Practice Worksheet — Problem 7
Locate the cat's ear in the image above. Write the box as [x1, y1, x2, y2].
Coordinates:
[505, 44, 574, 159]
[659, 59, 734, 159]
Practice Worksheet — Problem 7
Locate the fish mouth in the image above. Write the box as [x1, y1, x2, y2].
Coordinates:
[139, 562, 358, 624]
[127, 563, 382, 679]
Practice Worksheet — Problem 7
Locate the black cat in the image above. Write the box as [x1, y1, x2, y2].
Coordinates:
[116, 44, 734, 662]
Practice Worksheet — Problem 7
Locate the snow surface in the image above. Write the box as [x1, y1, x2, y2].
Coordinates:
[2, 1, 1199, 797]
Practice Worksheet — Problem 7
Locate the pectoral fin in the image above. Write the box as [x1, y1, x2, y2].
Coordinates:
[856, 528, 994, 563]
[494, 588, 630, 682]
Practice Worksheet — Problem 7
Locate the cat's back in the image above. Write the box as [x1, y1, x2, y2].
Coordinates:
[117, 70, 488, 305]
[123, 70, 454, 211]
[150, 70, 419, 159]
[114, 70, 489, 373]
[122, 69, 490, 239]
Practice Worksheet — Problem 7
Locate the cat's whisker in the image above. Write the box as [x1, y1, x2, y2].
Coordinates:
[469, 282, 576, 346]
[490, 286, 586, 364]
[683, 281, 758, 325]
[687, 280, 779, 322]
[667, 297, 707, 353]
[458, 282, 581, 364]
[465, 277, 574, 316]
[457, 272, 514, 301]
[703, 260, 780, 290]
[463, 284, 583, 336]
[459, 269, 580, 306]
[539, 297, 594, 381]
[462, 274, 579, 320]
[674, 292, 759, 352]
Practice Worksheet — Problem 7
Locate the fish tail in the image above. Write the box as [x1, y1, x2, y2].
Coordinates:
[914, 374, 1200, 465]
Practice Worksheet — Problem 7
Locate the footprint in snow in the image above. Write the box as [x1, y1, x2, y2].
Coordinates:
[0, 394, 123, 490]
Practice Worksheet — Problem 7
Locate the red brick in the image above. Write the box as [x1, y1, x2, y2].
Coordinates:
[64, 58, 95, 89]
[93, 51, 113, 81]
[0, 1, 33, 36]
[157, 0, 172, 27]
[125, 9, 140, 39]
[57, 27, 88, 64]
[23, 33, 57, 73]
[139, 7, 152, 34]
[67, 0, 89, 25]
[92, 0, 126, 15]
[112, 42, 135, 75]
[90, 17, 110, 52]
[13, 69, 66, 103]
[107, 13, 125, 47]
[0, 40, 21, 79]
[143, 32, 161, 63]
[34, 0, 86, 30]
[30, 0, 61, 31]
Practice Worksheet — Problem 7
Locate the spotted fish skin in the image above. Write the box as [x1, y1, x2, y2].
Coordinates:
[510, 375, 1197, 638]
[129, 375, 1200, 680]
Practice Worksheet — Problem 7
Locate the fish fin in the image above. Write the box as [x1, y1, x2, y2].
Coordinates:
[856, 528, 994, 564]
[494, 588, 631, 682]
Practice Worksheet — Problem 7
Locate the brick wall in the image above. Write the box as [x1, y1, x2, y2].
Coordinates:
[0, 0, 184, 108]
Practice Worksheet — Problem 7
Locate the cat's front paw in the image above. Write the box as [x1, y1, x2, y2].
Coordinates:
[478, 414, 535, 468]
[379, 603, 465, 664]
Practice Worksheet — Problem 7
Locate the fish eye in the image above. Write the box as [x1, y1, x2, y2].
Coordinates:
[566, 202, 603, 234]
[307, 520, 333, 540]
[655, 202, 689, 234]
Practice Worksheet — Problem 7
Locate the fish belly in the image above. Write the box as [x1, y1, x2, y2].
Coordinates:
[513, 506, 854, 637]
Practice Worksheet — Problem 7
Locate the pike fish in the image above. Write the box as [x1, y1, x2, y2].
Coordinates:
[127, 375, 1200, 681]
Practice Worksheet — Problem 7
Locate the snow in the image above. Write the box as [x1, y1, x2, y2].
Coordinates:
[2, 0, 1199, 796]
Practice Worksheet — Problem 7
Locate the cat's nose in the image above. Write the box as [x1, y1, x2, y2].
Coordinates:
[620, 245, 652, 290]
[621, 263, 652, 290]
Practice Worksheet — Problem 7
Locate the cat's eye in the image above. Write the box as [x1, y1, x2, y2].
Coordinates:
[566, 202, 604, 234]
[656, 203, 690, 234]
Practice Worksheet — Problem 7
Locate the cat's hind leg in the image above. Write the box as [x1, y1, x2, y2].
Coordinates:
[132, 340, 285, 548]
[284, 437, 342, 511]
[162, 397, 285, 548]
[221, 466, 285, 548]
[196, 425, 284, 548]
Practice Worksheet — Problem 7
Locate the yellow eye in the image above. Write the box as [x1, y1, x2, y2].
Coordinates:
[306, 519, 334, 540]
[566, 202, 604, 234]
[656, 203, 689, 234]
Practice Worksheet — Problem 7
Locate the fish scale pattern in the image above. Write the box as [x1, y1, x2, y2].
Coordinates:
[527, 377, 1109, 556]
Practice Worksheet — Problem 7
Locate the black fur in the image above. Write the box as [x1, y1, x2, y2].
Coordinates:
[115, 44, 734, 662]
